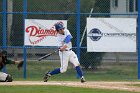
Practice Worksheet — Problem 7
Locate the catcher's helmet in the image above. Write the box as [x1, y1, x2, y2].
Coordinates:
[55, 22, 65, 31]
[1, 50, 7, 56]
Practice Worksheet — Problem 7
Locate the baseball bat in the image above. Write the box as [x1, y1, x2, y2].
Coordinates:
[38, 50, 59, 61]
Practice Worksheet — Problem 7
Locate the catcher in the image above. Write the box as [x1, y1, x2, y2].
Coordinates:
[0, 50, 23, 82]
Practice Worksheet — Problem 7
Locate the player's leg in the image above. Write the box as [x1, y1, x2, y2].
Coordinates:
[69, 51, 86, 83]
[49, 51, 69, 75]
[0, 72, 13, 82]
[44, 51, 69, 82]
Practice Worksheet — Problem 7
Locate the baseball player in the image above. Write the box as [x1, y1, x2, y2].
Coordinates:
[44, 22, 86, 83]
[0, 50, 23, 82]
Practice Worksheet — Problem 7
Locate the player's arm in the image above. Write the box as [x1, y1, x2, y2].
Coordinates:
[6, 59, 21, 64]
[6, 59, 15, 64]
[5, 59, 23, 70]
[1, 53, 19, 65]
[59, 35, 72, 51]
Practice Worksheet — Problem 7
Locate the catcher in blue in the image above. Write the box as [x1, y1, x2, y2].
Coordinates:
[44, 22, 86, 83]
[0, 50, 23, 82]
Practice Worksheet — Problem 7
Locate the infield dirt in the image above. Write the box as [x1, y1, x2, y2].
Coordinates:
[0, 81, 140, 92]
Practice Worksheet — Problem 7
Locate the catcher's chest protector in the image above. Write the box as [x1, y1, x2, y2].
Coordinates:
[0, 57, 3, 70]
[0, 55, 2, 62]
[0, 56, 10, 82]
[0, 56, 5, 70]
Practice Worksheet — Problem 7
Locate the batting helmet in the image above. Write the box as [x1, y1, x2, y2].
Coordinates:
[55, 23, 65, 31]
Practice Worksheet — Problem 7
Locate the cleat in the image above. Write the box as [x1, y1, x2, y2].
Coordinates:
[43, 72, 51, 82]
[81, 77, 86, 83]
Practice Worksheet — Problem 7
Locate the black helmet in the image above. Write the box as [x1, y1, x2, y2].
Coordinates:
[1, 50, 7, 56]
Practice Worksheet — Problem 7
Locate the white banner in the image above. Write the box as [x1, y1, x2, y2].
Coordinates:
[24, 19, 67, 46]
[87, 18, 136, 52]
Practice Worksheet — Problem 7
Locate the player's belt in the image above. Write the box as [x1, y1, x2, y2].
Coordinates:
[65, 48, 72, 51]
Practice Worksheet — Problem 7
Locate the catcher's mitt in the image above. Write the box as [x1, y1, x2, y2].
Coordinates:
[17, 61, 24, 70]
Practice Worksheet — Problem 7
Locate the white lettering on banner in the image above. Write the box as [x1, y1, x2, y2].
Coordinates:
[88, 33, 102, 37]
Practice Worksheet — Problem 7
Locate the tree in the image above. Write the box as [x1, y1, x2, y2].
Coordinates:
[80, 48, 105, 70]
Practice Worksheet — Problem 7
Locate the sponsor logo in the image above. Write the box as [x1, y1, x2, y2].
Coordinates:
[88, 28, 136, 41]
[87, 28, 102, 41]
[26, 26, 57, 45]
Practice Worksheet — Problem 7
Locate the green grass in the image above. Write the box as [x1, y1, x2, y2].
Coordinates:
[128, 84, 140, 87]
[0, 85, 138, 93]
[5, 61, 138, 81]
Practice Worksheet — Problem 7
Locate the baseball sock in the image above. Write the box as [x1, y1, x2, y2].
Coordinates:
[49, 68, 60, 75]
[75, 66, 83, 78]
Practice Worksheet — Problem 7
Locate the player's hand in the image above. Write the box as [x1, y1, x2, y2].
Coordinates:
[16, 60, 24, 70]
[59, 44, 68, 52]
[59, 47, 65, 52]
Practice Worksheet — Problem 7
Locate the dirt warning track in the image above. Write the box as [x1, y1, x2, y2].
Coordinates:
[0, 81, 140, 92]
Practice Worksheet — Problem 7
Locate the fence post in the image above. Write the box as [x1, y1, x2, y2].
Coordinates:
[3, 0, 6, 48]
[76, 0, 81, 79]
[76, 0, 80, 61]
[2, 0, 7, 73]
[23, 0, 27, 79]
[138, 0, 140, 79]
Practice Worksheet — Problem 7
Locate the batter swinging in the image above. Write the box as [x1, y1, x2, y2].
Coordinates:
[44, 22, 86, 83]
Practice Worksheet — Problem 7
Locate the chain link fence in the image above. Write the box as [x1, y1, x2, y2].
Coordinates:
[0, 0, 139, 81]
